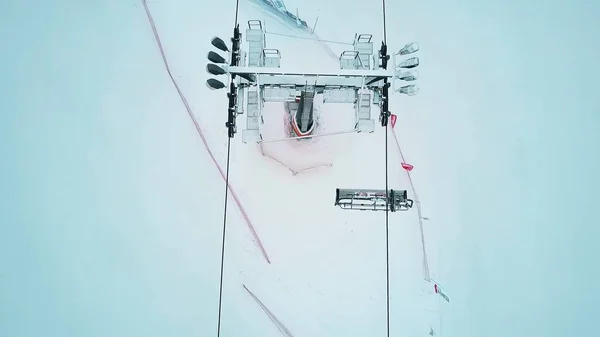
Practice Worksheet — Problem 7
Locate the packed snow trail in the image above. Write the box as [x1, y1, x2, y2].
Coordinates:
[141, 0, 271, 264]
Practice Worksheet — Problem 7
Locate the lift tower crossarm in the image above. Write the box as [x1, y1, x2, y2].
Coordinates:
[205, 20, 420, 143]
[228, 66, 393, 87]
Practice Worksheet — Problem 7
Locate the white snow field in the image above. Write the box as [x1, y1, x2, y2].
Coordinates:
[137, 1, 600, 336]
[2, 0, 598, 337]
[142, 0, 441, 336]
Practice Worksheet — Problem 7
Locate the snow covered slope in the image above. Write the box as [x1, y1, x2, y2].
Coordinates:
[139, 0, 439, 335]
[152, 1, 440, 336]
[0, 0, 444, 336]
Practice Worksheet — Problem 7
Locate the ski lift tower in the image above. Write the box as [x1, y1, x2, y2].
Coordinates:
[206, 20, 420, 141]
[206, 21, 420, 212]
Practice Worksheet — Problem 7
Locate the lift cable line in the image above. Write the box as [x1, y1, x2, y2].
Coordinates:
[217, 1, 242, 337]
[380, 0, 391, 336]
[217, 106, 233, 337]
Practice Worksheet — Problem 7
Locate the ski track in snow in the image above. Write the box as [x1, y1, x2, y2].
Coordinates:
[243, 284, 295, 337]
[141, 0, 271, 264]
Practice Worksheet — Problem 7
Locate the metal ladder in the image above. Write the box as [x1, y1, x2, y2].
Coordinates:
[354, 34, 373, 70]
[246, 20, 265, 67]
[338, 34, 373, 69]
[355, 90, 374, 132]
[339, 51, 360, 69]
[245, 90, 260, 137]
[242, 20, 265, 143]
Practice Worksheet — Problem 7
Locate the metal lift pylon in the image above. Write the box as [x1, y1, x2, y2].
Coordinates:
[205, 20, 421, 210]
[206, 20, 419, 144]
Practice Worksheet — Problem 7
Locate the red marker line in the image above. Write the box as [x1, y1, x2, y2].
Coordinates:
[390, 125, 430, 281]
[142, 0, 270, 264]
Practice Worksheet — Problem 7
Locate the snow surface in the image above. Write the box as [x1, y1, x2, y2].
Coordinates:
[3, 0, 598, 336]
[140, 0, 443, 336]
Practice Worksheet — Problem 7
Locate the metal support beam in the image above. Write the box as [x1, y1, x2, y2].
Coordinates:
[226, 25, 241, 138]
[229, 66, 393, 87]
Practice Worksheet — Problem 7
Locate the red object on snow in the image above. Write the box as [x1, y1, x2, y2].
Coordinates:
[390, 114, 397, 128]
[434, 284, 439, 293]
[401, 162, 414, 171]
